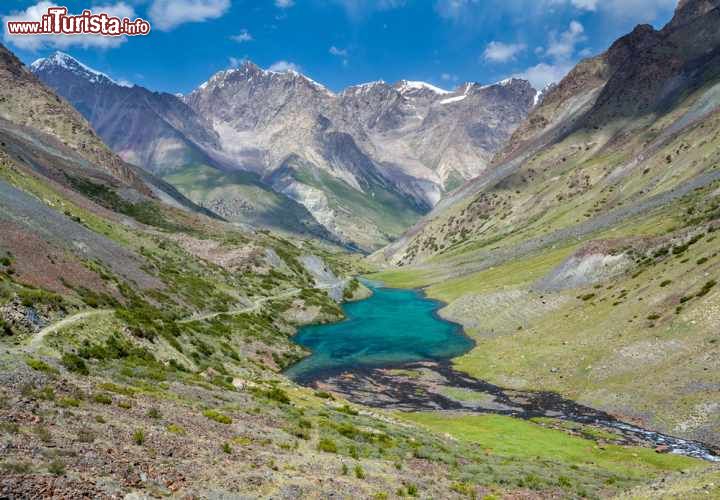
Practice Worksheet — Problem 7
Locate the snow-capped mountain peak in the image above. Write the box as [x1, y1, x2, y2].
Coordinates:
[30, 51, 117, 86]
[193, 59, 334, 96]
[394, 79, 450, 95]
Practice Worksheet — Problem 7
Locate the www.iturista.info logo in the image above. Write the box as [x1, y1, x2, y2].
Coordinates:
[6, 6, 150, 37]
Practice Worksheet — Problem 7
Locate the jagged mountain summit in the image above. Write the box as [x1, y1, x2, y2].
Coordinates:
[33, 54, 536, 250]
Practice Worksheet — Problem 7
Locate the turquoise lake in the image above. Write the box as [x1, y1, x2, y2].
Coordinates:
[284, 282, 474, 382]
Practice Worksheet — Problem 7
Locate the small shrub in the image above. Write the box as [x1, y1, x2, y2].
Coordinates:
[37, 386, 55, 401]
[61, 353, 89, 375]
[166, 423, 186, 435]
[450, 482, 475, 496]
[203, 409, 232, 424]
[314, 390, 333, 399]
[647, 313, 661, 320]
[407, 484, 418, 496]
[93, 393, 112, 405]
[25, 357, 59, 375]
[317, 437, 337, 453]
[132, 429, 145, 445]
[118, 400, 132, 409]
[33, 424, 52, 443]
[48, 459, 65, 476]
[336, 404, 358, 416]
[354, 464, 365, 479]
[558, 475, 573, 488]
[697, 280, 717, 298]
[95, 415, 106, 424]
[659, 279, 672, 287]
[341, 463, 349, 475]
[1, 460, 31, 474]
[147, 408, 161, 419]
[76, 428, 95, 443]
[254, 387, 290, 404]
[222, 442, 232, 454]
[697, 257, 709, 265]
[57, 397, 81, 408]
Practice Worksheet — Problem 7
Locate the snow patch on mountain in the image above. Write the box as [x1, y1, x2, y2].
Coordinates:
[31, 51, 117, 86]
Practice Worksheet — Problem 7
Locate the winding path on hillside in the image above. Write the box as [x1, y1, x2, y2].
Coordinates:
[29, 309, 114, 350]
[27, 282, 344, 348]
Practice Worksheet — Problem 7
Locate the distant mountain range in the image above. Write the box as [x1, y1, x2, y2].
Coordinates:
[32, 54, 536, 250]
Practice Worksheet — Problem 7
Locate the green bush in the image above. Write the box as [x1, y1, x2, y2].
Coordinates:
[25, 357, 59, 375]
[147, 408, 161, 419]
[48, 459, 65, 476]
[317, 437, 337, 453]
[0, 318, 11, 336]
[354, 465, 365, 479]
[697, 280, 717, 298]
[1, 461, 31, 474]
[252, 386, 291, 404]
[166, 423, 186, 435]
[93, 393, 112, 405]
[203, 409, 232, 424]
[61, 353, 89, 375]
[57, 397, 81, 408]
[132, 429, 145, 445]
[222, 442, 232, 454]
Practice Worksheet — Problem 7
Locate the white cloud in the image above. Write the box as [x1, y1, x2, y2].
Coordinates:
[228, 56, 248, 68]
[148, 0, 230, 31]
[329, 46, 348, 57]
[599, 0, 675, 22]
[483, 41, 526, 63]
[3, 1, 134, 51]
[513, 20, 584, 89]
[570, 0, 598, 10]
[268, 60, 300, 72]
[441, 73, 458, 82]
[545, 20, 585, 61]
[515, 61, 573, 89]
[230, 29, 253, 42]
[275, 0, 295, 8]
[333, 0, 406, 20]
[553, 0, 674, 21]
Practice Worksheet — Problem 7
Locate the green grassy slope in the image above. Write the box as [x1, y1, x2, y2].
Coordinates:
[369, 82, 720, 449]
[164, 164, 333, 240]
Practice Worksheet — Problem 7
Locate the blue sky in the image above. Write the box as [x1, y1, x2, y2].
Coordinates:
[3, 0, 678, 94]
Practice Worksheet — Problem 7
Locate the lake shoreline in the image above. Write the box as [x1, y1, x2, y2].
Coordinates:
[284, 281, 720, 462]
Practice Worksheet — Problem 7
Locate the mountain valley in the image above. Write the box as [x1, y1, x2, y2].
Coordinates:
[1, 0, 720, 497]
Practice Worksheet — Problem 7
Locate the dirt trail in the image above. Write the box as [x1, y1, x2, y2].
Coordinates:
[28, 282, 343, 348]
[179, 282, 344, 323]
[29, 309, 114, 350]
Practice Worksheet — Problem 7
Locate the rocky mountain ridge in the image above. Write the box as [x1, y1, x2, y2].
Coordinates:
[33, 54, 536, 250]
